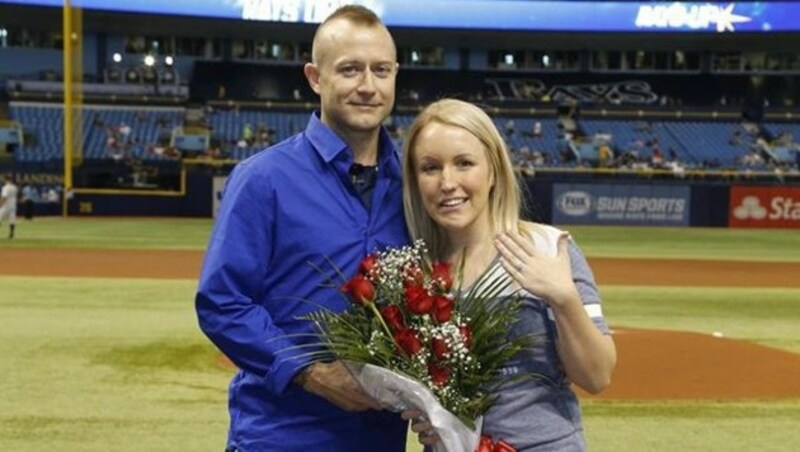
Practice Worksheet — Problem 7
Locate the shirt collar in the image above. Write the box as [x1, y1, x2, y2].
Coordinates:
[304, 111, 401, 179]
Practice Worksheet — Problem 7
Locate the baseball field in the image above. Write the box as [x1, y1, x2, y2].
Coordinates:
[1, 218, 798, 451]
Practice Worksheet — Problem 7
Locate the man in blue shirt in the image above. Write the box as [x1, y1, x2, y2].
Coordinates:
[195, 6, 409, 451]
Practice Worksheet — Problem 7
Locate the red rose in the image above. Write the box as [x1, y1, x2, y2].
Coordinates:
[379, 305, 405, 332]
[359, 254, 378, 275]
[431, 261, 453, 292]
[493, 440, 517, 452]
[476, 435, 517, 452]
[394, 329, 423, 356]
[431, 295, 454, 323]
[459, 324, 472, 349]
[477, 436, 494, 452]
[428, 360, 450, 387]
[431, 337, 449, 360]
[340, 274, 375, 305]
[405, 284, 433, 315]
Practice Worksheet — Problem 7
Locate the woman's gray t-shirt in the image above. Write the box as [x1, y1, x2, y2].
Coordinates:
[479, 236, 610, 452]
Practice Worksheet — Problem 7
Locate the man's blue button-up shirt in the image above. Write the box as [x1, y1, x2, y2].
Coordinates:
[196, 113, 409, 451]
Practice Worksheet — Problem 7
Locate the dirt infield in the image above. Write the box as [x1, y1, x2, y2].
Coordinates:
[4, 248, 800, 400]
[577, 328, 800, 400]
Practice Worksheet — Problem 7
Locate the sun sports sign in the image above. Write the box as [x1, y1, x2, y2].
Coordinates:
[553, 183, 690, 226]
[730, 186, 800, 228]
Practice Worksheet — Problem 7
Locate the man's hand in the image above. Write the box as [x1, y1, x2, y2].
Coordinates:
[299, 361, 383, 411]
[401, 408, 440, 446]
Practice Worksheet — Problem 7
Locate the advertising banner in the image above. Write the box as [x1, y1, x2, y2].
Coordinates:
[3, 1, 799, 33]
[553, 183, 690, 226]
[729, 186, 800, 229]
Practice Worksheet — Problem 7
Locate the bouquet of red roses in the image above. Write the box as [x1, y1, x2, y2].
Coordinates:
[302, 240, 532, 451]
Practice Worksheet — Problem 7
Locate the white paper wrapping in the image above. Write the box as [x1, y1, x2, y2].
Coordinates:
[345, 361, 482, 452]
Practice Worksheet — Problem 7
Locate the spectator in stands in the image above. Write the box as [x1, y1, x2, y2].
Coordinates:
[651, 147, 665, 168]
[557, 130, 577, 164]
[255, 123, 269, 147]
[505, 118, 516, 136]
[195, 6, 408, 452]
[164, 146, 181, 160]
[598, 142, 614, 168]
[205, 144, 223, 159]
[118, 122, 132, 144]
[776, 131, 794, 146]
[20, 183, 37, 220]
[44, 187, 59, 203]
[92, 114, 105, 128]
[146, 144, 165, 157]
[635, 120, 652, 133]
[242, 122, 254, 146]
[0, 175, 19, 238]
[400, 99, 615, 451]
[533, 120, 542, 137]
[667, 160, 686, 178]
[667, 147, 678, 161]
[105, 126, 126, 161]
[729, 128, 742, 146]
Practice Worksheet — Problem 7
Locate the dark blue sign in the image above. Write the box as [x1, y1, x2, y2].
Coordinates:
[3, 1, 799, 33]
[553, 183, 690, 226]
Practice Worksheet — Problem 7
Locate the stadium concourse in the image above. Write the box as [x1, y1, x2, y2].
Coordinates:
[3, 247, 800, 401]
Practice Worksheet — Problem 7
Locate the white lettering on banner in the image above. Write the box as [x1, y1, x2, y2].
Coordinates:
[627, 197, 685, 213]
[303, 0, 343, 23]
[595, 196, 685, 221]
[597, 197, 627, 212]
[239, 0, 301, 22]
[301, 0, 383, 22]
[635, 3, 752, 33]
[769, 197, 800, 220]
[597, 197, 684, 214]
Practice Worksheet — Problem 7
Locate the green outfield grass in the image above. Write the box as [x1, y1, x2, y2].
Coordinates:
[0, 277, 230, 451]
[2, 218, 799, 451]
[1, 275, 798, 451]
[568, 225, 800, 262]
[1, 217, 211, 250]
[3, 218, 800, 262]
[582, 400, 800, 452]
[602, 286, 800, 354]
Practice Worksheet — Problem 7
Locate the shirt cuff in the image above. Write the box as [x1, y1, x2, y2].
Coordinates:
[269, 354, 314, 396]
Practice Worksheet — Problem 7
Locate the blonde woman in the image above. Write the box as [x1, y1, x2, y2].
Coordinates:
[402, 99, 616, 451]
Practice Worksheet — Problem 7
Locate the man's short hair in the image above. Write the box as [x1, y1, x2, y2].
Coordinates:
[311, 5, 386, 64]
[321, 4, 382, 28]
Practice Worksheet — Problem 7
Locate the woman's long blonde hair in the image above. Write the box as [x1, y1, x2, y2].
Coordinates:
[402, 99, 524, 257]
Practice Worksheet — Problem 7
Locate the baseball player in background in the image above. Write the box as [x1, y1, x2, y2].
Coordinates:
[0, 175, 19, 239]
